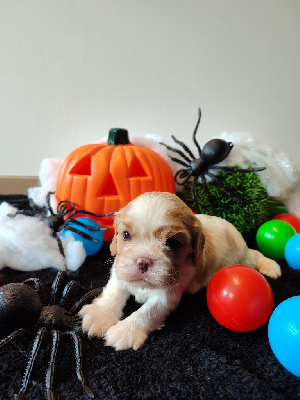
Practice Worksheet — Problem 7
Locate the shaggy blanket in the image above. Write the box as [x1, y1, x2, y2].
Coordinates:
[0, 194, 299, 400]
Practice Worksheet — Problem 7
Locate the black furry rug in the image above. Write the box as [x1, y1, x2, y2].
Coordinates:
[0, 195, 300, 400]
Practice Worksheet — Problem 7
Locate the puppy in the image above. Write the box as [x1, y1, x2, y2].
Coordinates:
[80, 192, 281, 351]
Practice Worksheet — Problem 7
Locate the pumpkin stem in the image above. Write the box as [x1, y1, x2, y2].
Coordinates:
[107, 128, 131, 145]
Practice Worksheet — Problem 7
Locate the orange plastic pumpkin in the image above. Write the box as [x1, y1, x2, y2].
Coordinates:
[56, 129, 175, 241]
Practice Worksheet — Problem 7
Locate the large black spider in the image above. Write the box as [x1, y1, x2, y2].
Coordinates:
[8, 191, 114, 261]
[0, 271, 103, 399]
[160, 108, 266, 214]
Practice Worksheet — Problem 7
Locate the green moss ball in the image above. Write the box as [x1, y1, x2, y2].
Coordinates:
[181, 167, 275, 238]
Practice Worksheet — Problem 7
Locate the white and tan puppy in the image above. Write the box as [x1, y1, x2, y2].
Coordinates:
[80, 192, 281, 351]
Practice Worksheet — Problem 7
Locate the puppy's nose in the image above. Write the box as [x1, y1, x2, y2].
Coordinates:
[136, 257, 153, 273]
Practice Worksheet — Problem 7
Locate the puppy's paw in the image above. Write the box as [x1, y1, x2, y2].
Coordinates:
[104, 319, 148, 351]
[79, 303, 119, 338]
[258, 258, 282, 279]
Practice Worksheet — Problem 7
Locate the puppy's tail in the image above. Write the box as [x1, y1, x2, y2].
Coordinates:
[248, 249, 281, 279]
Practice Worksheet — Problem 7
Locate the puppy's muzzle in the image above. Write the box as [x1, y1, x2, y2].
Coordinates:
[135, 257, 153, 273]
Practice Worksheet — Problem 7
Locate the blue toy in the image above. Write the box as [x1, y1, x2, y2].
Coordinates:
[62, 217, 104, 256]
[268, 296, 300, 378]
[285, 233, 300, 270]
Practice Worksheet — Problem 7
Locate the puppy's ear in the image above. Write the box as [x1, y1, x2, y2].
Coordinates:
[191, 218, 205, 267]
[110, 212, 120, 256]
[110, 235, 117, 256]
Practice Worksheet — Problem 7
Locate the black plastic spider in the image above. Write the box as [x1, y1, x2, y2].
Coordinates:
[160, 108, 266, 214]
[0, 271, 103, 399]
[8, 191, 114, 260]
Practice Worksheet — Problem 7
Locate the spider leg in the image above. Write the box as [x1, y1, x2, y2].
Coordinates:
[61, 225, 99, 243]
[17, 327, 46, 400]
[66, 209, 114, 220]
[212, 165, 266, 173]
[31, 205, 45, 217]
[45, 330, 60, 400]
[55, 235, 67, 264]
[169, 156, 190, 168]
[192, 108, 202, 157]
[60, 280, 81, 307]
[0, 328, 26, 349]
[49, 271, 67, 305]
[68, 331, 95, 398]
[64, 218, 101, 231]
[206, 171, 242, 202]
[170, 135, 196, 160]
[23, 278, 44, 295]
[160, 142, 193, 165]
[198, 173, 216, 214]
[174, 169, 192, 186]
[57, 200, 75, 217]
[46, 192, 56, 215]
[69, 287, 104, 316]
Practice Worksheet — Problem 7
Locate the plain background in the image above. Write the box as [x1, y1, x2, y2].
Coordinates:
[1, 0, 300, 176]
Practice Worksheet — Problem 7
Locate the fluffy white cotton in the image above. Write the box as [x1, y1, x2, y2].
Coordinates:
[0, 202, 86, 272]
[219, 132, 299, 197]
[28, 158, 62, 207]
[63, 234, 87, 271]
[219, 132, 300, 216]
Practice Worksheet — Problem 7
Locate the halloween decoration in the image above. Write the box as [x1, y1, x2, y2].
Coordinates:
[285, 233, 300, 270]
[62, 217, 104, 256]
[268, 296, 300, 378]
[8, 192, 113, 259]
[256, 220, 296, 260]
[0, 271, 103, 399]
[160, 108, 266, 214]
[272, 213, 300, 233]
[207, 265, 273, 332]
[0, 201, 85, 272]
[56, 128, 175, 240]
[182, 168, 275, 237]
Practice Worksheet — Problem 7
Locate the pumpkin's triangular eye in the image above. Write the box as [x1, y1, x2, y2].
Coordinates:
[129, 157, 148, 177]
[97, 173, 118, 196]
[69, 155, 92, 176]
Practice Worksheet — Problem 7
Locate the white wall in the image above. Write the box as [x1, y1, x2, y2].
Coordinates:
[1, 0, 299, 176]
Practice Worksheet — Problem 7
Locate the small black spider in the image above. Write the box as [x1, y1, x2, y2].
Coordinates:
[0, 271, 103, 399]
[160, 108, 266, 214]
[8, 191, 114, 260]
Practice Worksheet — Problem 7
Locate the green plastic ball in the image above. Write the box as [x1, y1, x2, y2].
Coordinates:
[256, 220, 296, 259]
[269, 205, 289, 219]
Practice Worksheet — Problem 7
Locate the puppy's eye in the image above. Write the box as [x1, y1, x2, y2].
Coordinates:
[123, 231, 131, 241]
[166, 237, 181, 250]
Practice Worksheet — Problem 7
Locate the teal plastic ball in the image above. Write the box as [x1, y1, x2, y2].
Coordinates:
[62, 217, 103, 256]
[268, 296, 300, 378]
[256, 220, 296, 259]
[285, 233, 300, 270]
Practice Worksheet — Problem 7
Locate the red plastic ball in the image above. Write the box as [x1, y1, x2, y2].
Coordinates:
[272, 213, 300, 233]
[207, 265, 273, 332]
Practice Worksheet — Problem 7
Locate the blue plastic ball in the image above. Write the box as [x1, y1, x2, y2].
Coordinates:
[268, 296, 300, 377]
[285, 233, 300, 270]
[62, 217, 103, 256]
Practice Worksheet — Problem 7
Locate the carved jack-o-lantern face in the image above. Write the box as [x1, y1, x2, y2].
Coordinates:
[56, 129, 175, 240]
